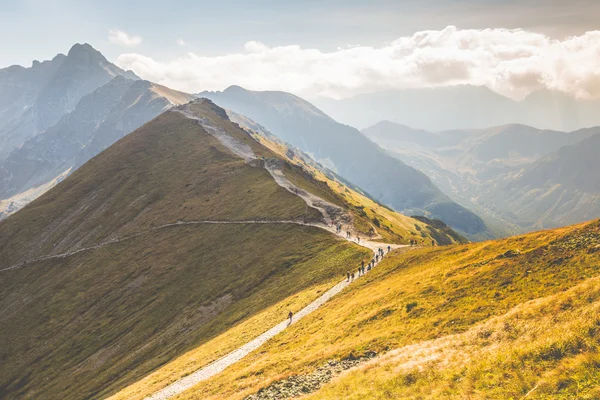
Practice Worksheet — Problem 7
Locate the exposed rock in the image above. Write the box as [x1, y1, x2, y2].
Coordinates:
[244, 352, 377, 400]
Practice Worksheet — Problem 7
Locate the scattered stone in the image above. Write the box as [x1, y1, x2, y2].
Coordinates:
[496, 249, 521, 259]
[244, 352, 377, 400]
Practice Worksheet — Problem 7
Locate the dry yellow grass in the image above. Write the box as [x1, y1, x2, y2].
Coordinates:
[118, 219, 600, 399]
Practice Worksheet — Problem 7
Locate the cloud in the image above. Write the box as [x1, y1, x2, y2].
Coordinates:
[115, 26, 600, 100]
[108, 29, 142, 47]
[176, 38, 187, 46]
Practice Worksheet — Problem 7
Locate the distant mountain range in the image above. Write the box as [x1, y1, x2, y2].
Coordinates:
[363, 121, 600, 234]
[0, 44, 193, 219]
[0, 43, 138, 159]
[200, 86, 489, 237]
[313, 85, 600, 132]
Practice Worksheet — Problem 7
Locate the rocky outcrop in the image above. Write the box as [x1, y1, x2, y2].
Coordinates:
[244, 352, 377, 400]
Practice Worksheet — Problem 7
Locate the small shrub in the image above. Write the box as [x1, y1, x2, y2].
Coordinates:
[406, 302, 418, 313]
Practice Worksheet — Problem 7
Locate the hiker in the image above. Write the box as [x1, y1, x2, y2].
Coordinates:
[388, 245, 391, 253]
[431, 240, 435, 247]
[367, 262, 371, 271]
[288, 311, 293, 325]
[351, 272, 355, 281]
[346, 271, 350, 282]
[357, 235, 360, 243]
[375, 254, 379, 262]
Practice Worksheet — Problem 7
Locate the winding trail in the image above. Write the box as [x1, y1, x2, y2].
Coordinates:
[142, 227, 402, 400]
[140, 105, 406, 400]
[2, 104, 405, 400]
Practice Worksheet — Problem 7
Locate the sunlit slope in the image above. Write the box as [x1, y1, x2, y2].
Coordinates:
[0, 101, 372, 399]
[142, 219, 600, 399]
[231, 111, 467, 246]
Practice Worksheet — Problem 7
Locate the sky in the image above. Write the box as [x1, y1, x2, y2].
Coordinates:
[1, 0, 600, 100]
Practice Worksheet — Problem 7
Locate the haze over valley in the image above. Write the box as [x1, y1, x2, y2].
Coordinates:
[1, 2, 600, 399]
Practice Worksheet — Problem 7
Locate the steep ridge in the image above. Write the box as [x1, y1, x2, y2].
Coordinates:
[0, 43, 138, 158]
[199, 86, 488, 237]
[119, 219, 600, 399]
[0, 99, 460, 400]
[228, 110, 466, 245]
[0, 76, 193, 220]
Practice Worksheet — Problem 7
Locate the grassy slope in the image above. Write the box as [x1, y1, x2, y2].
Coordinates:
[0, 108, 320, 267]
[0, 104, 372, 399]
[148, 219, 600, 399]
[248, 125, 467, 246]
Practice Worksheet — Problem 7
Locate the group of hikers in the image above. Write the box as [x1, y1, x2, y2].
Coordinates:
[346, 245, 391, 282]
[409, 239, 436, 247]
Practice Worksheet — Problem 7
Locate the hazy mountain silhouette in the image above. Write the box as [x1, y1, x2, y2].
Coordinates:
[0, 43, 138, 158]
[363, 120, 600, 233]
[314, 85, 600, 131]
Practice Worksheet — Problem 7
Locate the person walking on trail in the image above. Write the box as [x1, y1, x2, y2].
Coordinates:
[375, 254, 379, 262]
[357, 235, 360, 243]
[431, 240, 435, 247]
[388, 245, 391, 253]
[351, 272, 355, 281]
[346, 271, 350, 282]
[288, 311, 293, 325]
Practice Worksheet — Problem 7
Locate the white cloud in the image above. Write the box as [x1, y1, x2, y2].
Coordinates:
[176, 38, 187, 46]
[108, 29, 142, 47]
[115, 26, 600, 100]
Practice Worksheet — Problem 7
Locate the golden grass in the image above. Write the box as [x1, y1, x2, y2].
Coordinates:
[138, 219, 600, 399]
[310, 274, 600, 399]
[252, 130, 466, 245]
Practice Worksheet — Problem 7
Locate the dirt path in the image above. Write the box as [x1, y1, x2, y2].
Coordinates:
[142, 226, 402, 400]
[2, 106, 405, 399]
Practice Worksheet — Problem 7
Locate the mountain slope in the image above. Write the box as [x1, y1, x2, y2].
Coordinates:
[0, 99, 461, 400]
[199, 86, 487, 237]
[0, 76, 194, 218]
[483, 133, 600, 230]
[0, 43, 138, 158]
[363, 121, 600, 234]
[117, 219, 600, 399]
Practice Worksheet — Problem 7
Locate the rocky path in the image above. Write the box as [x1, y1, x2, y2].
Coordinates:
[143, 228, 402, 400]
[141, 109, 404, 400]
[2, 104, 405, 400]
[0, 219, 399, 273]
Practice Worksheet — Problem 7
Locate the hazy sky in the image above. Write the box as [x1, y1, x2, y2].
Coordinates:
[2, 0, 599, 99]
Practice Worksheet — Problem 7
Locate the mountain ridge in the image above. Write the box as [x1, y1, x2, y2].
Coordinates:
[199, 86, 489, 238]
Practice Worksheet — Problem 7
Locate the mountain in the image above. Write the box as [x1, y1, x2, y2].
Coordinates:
[362, 120, 600, 234]
[482, 133, 600, 230]
[312, 85, 600, 132]
[199, 86, 488, 237]
[0, 99, 463, 399]
[0, 43, 138, 158]
[0, 76, 194, 219]
[112, 217, 600, 400]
